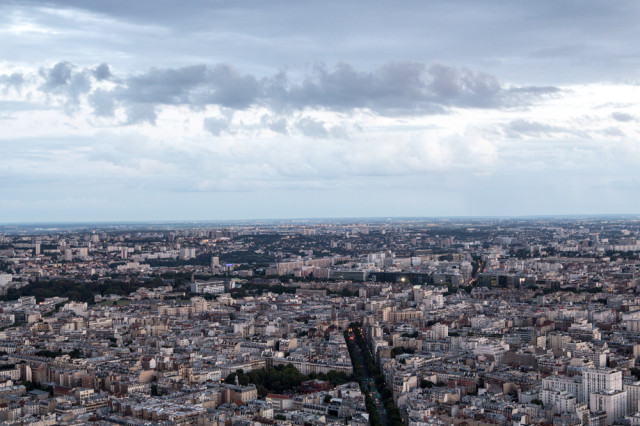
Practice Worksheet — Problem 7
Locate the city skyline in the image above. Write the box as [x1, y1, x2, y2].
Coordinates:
[2, 1, 640, 222]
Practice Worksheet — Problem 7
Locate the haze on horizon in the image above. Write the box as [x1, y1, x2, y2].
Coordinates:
[1, 0, 640, 223]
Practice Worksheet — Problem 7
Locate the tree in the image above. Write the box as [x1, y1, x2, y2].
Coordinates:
[531, 399, 544, 407]
[420, 379, 434, 388]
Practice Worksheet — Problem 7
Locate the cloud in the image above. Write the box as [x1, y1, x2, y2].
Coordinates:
[0, 72, 25, 92]
[39, 61, 92, 108]
[203, 116, 233, 136]
[270, 62, 557, 114]
[116, 64, 260, 109]
[503, 119, 580, 139]
[125, 103, 156, 125]
[93, 63, 111, 81]
[11, 60, 561, 125]
[88, 89, 115, 117]
[40, 61, 73, 90]
[611, 111, 635, 122]
[600, 127, 625, 137]
[260, 115, 288, 135]
[295, 117, 329, 138]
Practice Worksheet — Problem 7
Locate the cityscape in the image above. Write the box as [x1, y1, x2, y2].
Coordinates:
[3, 0, 640, 425]
[0, 217, 639, 425]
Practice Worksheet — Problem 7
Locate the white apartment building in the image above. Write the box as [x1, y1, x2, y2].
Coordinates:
[540, 389, 577, 415]
[582, 369, 622, 407]
[624, 381, 640, 415]
[543, 375, 584, 402]
[590, 390, 627, 426]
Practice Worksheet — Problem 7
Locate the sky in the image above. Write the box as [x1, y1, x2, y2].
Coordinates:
[1, 0, 640, 222]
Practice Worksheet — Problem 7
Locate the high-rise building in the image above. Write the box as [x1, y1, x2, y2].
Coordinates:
[583, 369, 622, 407]
[624, 382, 640, 415]
[180, 247, 196, 260]
[590, 390, 626, 425]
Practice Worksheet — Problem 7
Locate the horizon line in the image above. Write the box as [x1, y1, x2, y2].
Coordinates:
[1, 213, 639, 227]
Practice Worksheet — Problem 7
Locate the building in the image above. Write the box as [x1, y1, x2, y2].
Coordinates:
[191, 280, 226, 294]
[625, 381, 640, 415]
[583, 369, 622, 407]
[0, 273, 12, 286]
[590, 390, 627, 425]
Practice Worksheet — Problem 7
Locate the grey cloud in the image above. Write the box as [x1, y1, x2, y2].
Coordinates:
[611, 111, 635, 122]
[504, 119, 571, 138]
[275, 62, 443, 114]
[294, 117, 349, 139]
[428, 63, 503, 108]
[40, 61, 73, 90]
[118, 64, 259, 109]
[93, 63, 111, 81]
[22, 60, 562, 124]
[67, 73, 91, 103]
[203, 117, 233, 136]
[39, 61, 92, 106]
[260, 115, 288, 134]
[125, 103, 156, 125]
[89, 89, 116, 117]
[192, 65, 260, 109]
[295, 117, 329, 138]
[269, 62, 558, 114]
[600, 127, 625, 137]
[112, 61, 558, 117]
[0, 73, 25, 91]
[117, 65, 208, 104]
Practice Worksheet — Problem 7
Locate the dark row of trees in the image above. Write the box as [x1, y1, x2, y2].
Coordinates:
[225, 364, 352, 397]
[327, 288, 358, 297]
[34, 348, 82, 359]
[229, 283, 297, 299]
[0, 277, 170, 304]
[390, 346, 415, 358]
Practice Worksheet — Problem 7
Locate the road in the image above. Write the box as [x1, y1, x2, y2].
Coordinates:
[346, 327, 390, 426]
